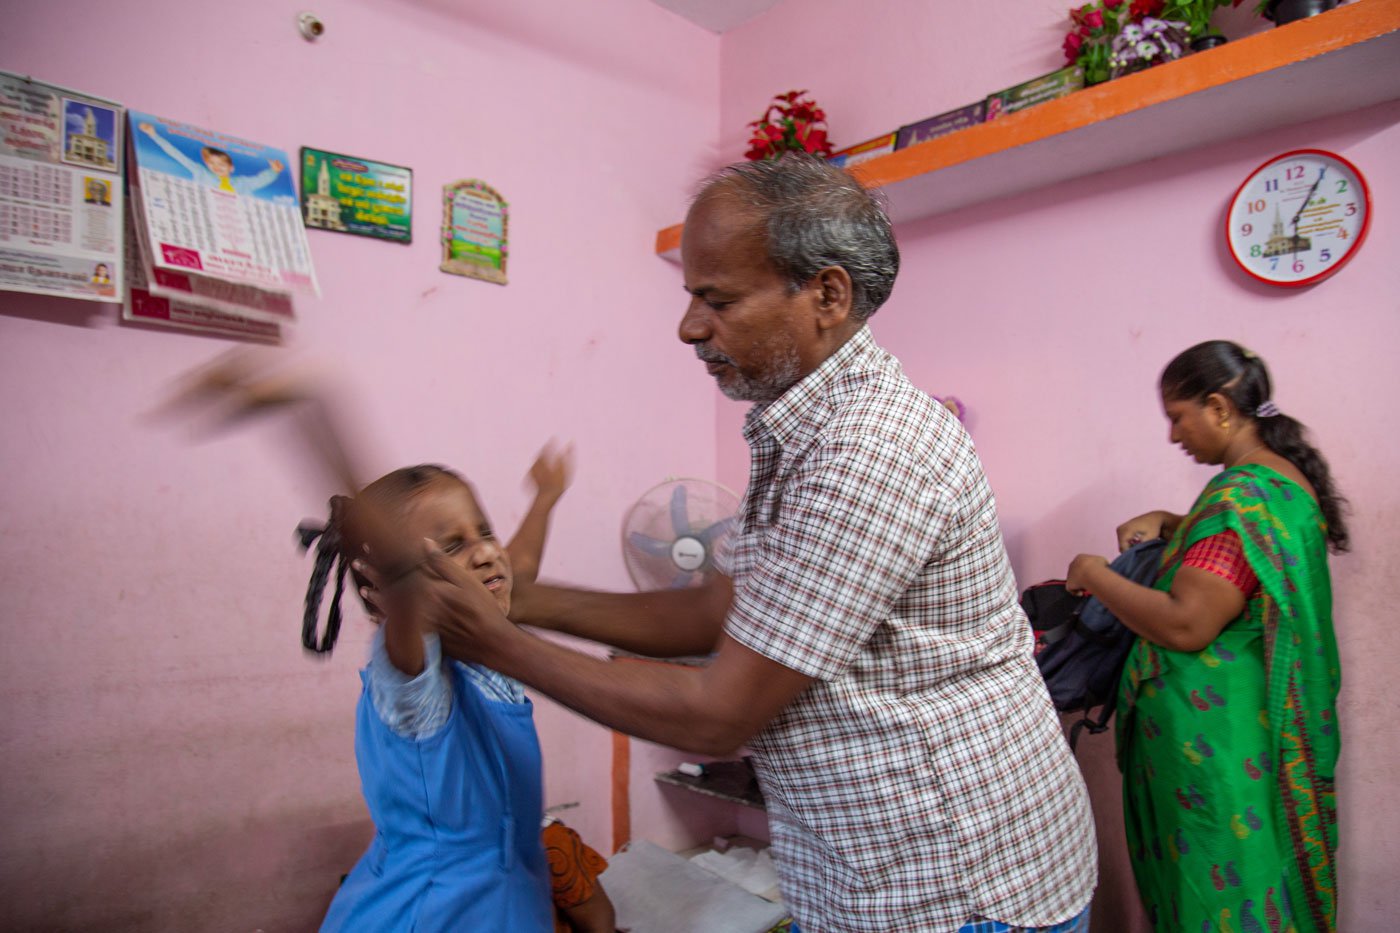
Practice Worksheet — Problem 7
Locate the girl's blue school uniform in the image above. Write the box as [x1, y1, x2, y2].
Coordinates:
[320, 661, 553, 932]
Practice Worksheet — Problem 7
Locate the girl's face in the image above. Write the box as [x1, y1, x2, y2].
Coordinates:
[398, 477, 513, 614]
[1162, 393, 1227, 465]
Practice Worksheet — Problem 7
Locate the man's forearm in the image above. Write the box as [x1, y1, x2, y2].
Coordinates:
[512, 577, 730, 658]
[471, 624, 740, 754]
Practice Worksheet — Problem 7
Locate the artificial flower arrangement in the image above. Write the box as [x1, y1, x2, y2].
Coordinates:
[1162, 0, 1248, 41]
[745, 90, 835, 161]
[1108, 15, 1191, 76]
[1063, 0, 1139, 85]
[1063, 0, 1242, 84]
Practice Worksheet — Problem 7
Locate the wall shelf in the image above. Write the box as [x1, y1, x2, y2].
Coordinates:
[655, 0, 1400, 261]
[655, 759, 766, 811]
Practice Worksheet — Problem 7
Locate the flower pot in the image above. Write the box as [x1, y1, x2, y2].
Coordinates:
[1190, 34, 1228, 51]
[1264, 0, 1338, 26]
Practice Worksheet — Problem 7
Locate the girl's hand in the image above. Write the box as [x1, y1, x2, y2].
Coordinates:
[152, 348, 363, 494]
[527, 441, 574, 505]
[1066, 554, 1110, 597]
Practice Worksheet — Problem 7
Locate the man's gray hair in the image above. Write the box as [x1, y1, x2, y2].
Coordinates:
[696, 154, 899, 320]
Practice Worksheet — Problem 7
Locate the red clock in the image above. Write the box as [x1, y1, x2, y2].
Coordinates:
[1225, 149, 1371, 287]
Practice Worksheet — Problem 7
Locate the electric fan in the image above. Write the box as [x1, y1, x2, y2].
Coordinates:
[622, 478, 740, 590]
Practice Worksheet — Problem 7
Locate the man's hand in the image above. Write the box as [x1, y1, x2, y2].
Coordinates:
[356, 541, 517, 666]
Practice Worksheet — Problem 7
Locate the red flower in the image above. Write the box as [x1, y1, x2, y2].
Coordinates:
[1063, 30, 1085, 57]
[1129, 0, 1164, 17]
[744, 90, 833, 161]
[792, 123, 832, 156]
[1084, 8, 1104, 28]
[1104, 0, 1126, 7]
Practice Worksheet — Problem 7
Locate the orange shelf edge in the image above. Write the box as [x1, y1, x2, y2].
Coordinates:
[655, 223, 682, 260]
[654, 0, 1400, 259]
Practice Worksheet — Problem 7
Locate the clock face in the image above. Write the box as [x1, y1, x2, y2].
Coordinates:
[1226, 149, 1370, 287]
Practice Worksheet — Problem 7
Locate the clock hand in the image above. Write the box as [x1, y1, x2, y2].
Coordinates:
[1290, 166, 1326, 232]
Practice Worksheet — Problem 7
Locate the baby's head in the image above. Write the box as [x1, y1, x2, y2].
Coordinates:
[300, 464, 511, 654]
[201, 147, 235, 178]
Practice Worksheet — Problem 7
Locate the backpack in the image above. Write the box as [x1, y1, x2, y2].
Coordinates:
[1021, 538, 1166, 749]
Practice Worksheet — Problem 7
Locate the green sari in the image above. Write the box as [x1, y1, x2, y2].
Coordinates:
[1118, 465, 1340, 933]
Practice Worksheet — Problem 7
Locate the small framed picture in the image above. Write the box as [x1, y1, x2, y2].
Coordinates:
[440, 179, 508, 285]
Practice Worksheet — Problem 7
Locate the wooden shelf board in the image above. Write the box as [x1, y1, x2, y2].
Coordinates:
[655, 0, 1400, 261]
[655, 760, 766, 811]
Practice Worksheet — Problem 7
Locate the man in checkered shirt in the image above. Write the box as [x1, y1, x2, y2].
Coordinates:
[392, 154, 1098, 932]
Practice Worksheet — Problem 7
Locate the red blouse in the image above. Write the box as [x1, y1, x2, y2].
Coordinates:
[1180, 531, 1259, 596]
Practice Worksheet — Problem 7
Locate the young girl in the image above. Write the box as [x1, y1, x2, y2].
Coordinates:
[159, 351, 610, 930]
[303, 454, 570, 933]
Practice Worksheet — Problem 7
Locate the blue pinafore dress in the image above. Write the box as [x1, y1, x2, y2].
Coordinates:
[320, 662, 553, 932]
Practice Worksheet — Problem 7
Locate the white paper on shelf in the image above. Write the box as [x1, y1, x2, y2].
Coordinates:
[604, 840, 788, 933]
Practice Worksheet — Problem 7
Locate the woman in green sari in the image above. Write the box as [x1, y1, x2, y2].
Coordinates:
[1067, 340, 1347, 933]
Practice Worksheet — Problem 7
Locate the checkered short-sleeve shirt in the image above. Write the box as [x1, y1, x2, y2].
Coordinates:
[722, 328, 1097, 932]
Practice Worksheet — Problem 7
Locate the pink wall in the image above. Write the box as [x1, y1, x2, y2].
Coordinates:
[717, 2, 1400, 930]
[0, 1, 723, 929]
[5, 0, 1397, 929]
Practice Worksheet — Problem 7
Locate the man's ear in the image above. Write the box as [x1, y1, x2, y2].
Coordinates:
[811, 266, 853, 332]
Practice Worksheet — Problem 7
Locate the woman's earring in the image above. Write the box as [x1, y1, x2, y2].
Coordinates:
[1221, 418, 1230, 430]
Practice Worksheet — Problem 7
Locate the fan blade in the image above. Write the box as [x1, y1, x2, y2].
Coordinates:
[696, 515, 736, 546]
[627, 532, 673, 558]
[670, 484, 690, 536]
[670, 570, 695, 590]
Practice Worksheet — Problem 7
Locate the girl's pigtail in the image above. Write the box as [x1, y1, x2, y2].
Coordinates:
[297, 495, 354, 653]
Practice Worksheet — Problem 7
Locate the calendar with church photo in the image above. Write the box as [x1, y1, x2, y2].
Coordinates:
[0, 72, 124, 302]
[300, 147, 412, 244]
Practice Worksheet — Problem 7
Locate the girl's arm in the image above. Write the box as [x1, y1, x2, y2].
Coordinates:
[506, 444, 573, 585]
[379, 599, 427, 676]
[367, 625, 453, 738]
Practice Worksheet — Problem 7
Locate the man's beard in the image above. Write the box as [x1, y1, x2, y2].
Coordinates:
[695, 342, 801, 404]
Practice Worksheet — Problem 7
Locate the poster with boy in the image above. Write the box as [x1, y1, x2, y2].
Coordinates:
[127, 110, 318, 300]
[0, 71, 124, 302]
